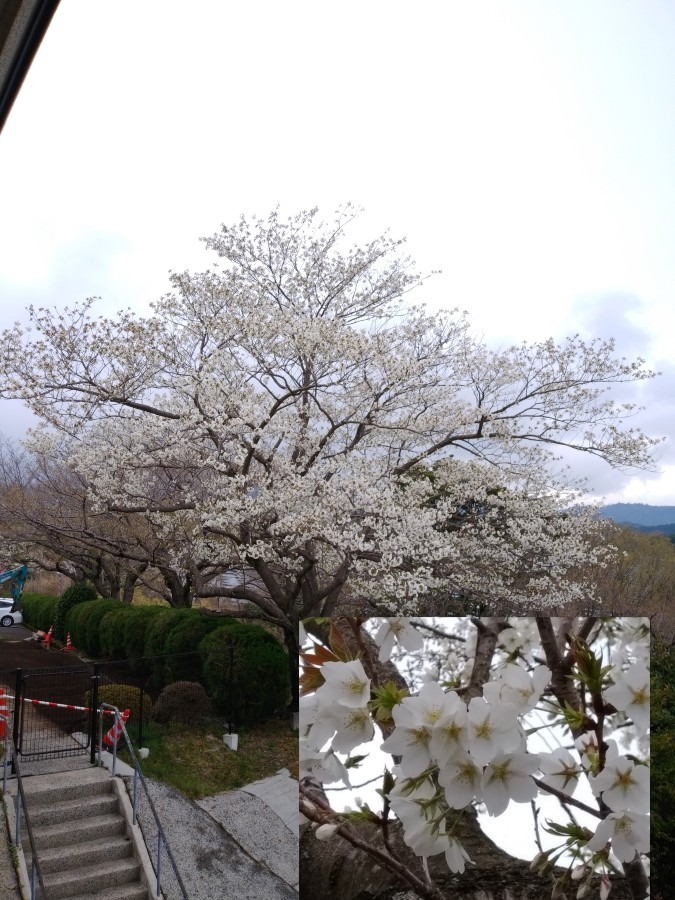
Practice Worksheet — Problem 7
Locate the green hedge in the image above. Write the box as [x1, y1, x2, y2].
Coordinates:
[18, 593, 290, 726]
[63, 599, 121, 657]
[20, 593, 58, 631]
[122, 606, 166, 672]
[143, 609, 200, 690]
[199, 621, 289, 725]
[54, 582, 97, 641]
[99, 607, 131, 659]
[163, 612, 222, 683]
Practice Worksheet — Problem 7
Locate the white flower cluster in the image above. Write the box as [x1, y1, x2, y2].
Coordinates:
[300, 619, 651, 886]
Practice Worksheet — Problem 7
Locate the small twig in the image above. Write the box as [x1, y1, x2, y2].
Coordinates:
[300, 787, 445, 900]
[530, 800, 543, 853]
[328, 774, 383, 791]
[412, 621, 467, 643]
[532, 778, 602, 819]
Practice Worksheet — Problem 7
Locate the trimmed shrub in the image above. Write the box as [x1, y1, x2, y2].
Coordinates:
[144, 609, 200, 690]
[153, 681, 211, 726]
[99, 607, 131, 659]
[64, 598, 121, 657]
[199, 622, 289, 725]
[163, 612, 222, 683]
[20, 593, 57, 630]
[85, 682, 153, 725]
[122, 606, 166, 671]
[54, 582, 97, 641]
[35, 596, 60, 633]
[66, 599, 98, 650]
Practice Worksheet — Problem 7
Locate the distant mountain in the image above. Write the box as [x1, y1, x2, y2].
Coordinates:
[634, 522, 675, 536]
[599, 503, 675, 527]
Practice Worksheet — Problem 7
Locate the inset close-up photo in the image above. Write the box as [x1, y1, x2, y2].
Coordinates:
[300, 616, 653, 900]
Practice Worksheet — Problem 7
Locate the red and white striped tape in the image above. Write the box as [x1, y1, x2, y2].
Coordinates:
[2, 695, 117, 714]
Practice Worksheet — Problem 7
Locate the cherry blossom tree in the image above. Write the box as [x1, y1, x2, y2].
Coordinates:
[299, 616, 649, 900]
[0, 207, 661, 678]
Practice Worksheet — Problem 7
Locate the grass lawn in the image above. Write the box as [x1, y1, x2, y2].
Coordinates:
[124, 718, 298, 799]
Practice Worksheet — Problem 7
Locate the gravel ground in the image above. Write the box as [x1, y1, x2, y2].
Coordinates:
[0, 795, 22, 900]
[128, 776, 298, 900]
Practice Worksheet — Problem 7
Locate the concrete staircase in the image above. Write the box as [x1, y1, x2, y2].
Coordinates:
[8, 766, 153, 900]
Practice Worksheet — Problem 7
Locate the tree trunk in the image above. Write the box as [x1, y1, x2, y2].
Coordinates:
[283, 621, 300, 714]
[299, 816, 633, 900]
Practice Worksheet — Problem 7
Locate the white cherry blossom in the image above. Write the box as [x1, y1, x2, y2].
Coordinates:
[373, 618, 424, 662]
[604, 662, 650, 731]
[438, 751, 483, 808]
[381, 681, 457, 775]
[299, 740, 351, 787]
[589, 756, 650, 814]
[481, 751, 540, 816]
[465, 697, 521, 765]
[328, 707, 375, 754]
[586, 810, 650, 863]
[538, 748, 583, 796]
[315, 660, 371, 709]
[445, 837, 473, 874]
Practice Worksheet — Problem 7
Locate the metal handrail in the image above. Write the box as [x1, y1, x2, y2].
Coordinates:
[97, 704, 189, 900]
[1, 713, 48, 900]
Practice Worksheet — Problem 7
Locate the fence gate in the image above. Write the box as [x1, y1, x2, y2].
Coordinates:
[13, 665, 97, 761]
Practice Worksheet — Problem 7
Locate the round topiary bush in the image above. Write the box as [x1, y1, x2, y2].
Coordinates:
[85, 682, 153, 725]
[54, 582, 97, 641]
[153, 681, 211, 726]
[199, 621, 289, 725]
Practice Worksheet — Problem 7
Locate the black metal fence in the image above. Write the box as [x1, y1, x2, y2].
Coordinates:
[0, 650, 250, 764]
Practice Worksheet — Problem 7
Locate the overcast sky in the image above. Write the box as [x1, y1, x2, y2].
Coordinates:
[1, 1, 674, 502]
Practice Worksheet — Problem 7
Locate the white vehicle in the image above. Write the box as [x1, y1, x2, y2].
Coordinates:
[0, 598, 22, 627]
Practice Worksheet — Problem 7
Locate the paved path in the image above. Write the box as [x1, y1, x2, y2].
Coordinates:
[197, 769, 298, 891]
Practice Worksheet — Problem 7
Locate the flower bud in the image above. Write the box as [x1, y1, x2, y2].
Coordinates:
[315, 823, 340, 841]
[530, 851, 550, 872]
[571, 864, 587, 881]
[600, 875, 612, 900]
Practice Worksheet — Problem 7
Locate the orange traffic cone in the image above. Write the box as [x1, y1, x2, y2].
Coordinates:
[102, 708, 130, 749]
[62, 632, 74, 652]
[43, 625, 53, 650]
[0, 688, 8, 739]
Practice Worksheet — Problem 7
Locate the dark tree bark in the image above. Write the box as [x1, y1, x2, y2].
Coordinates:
[300, 816, 632, 900]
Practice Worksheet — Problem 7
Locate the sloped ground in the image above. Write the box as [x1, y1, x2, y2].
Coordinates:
[0, 633, 87, 668]
[129, 775, 298, 900]
[0, 800, 21, 900]
[197, 769, 298, 889]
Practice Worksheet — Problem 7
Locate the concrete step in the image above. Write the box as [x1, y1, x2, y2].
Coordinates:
[28, 791, 119, 826]
[16, 766, 113, 806]
[31, 834, 134, 874]
[30, 812, 126, 849]
[62, 883, 149, 900]
[42, 857, 142, 900]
